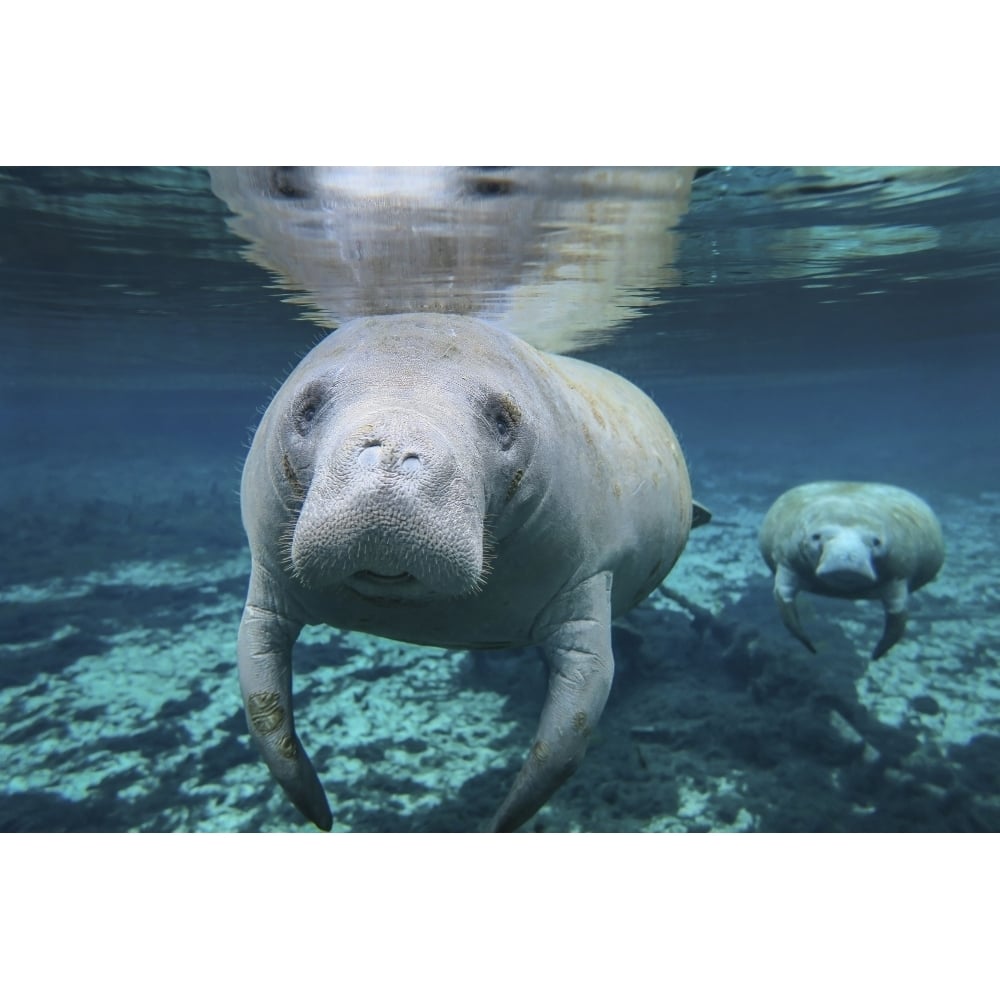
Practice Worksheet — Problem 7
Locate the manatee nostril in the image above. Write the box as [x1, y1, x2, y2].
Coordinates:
[358, 442, 422, 473]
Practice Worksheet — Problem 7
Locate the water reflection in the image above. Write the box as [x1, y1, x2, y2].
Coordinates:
[767, 223, 941, 281]
[208, 166, 694, 353]
[3, 166, 999, 387]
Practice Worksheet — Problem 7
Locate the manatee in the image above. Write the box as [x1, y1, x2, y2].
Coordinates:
[238, 312, 705, 832]
[758, 481, 944, 660]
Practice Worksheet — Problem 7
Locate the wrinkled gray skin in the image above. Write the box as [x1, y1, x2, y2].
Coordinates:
[238, 313, 698, 832]
[758, 481, 945, 660]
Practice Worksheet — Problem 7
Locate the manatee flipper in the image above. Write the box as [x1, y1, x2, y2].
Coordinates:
[691, 501, 713, 529]
[237, 565, 332, 831]
[490, 573, 615, 832]
[872, 578, 910, 660]
[774, 563, 817, 654]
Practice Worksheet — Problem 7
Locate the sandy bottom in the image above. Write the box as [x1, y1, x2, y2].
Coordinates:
[2, 437, 999, 834]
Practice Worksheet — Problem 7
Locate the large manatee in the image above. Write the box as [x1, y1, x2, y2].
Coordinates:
[237, 312, 704, 831]
[758, 481, 944, 660]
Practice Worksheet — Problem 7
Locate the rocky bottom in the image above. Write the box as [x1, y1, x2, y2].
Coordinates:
[2, 446, 998, 833]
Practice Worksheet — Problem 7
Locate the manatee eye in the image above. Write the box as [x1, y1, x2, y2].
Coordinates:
[465, 170, 513, 198]
[484, 393, 521, 451]
[872, 536, 883, 549]
[268, 166, 312, 199]
[291, 381, 329, 436]
[471, 178, 512, 197]
[810, 532, 822, 543]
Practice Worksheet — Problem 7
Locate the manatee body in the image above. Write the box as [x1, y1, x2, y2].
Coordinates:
[238, 313, 700, 832]
[758, 481, 944, 660]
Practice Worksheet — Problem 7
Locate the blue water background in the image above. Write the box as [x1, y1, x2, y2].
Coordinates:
[2, 166, 998, 832]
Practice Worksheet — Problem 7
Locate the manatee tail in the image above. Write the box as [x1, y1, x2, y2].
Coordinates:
[691, 500, 713, 528]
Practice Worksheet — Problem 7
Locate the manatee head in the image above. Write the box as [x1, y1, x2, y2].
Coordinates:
[266, 315, 538, 601]
[801, 521, 885, 591]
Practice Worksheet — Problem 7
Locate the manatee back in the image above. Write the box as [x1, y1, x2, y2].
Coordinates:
[874, 486, 944, 589]
[540, 352, 693, 615]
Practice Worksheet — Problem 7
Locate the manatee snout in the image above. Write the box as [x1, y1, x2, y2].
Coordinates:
[813, 528, 879, 589]
[289, 407, 487, 596]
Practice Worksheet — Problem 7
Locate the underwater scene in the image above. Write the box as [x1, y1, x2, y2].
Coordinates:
[2, 165, 999, 833]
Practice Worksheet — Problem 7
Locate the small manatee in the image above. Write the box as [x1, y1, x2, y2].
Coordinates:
[758, 481, 944, 660]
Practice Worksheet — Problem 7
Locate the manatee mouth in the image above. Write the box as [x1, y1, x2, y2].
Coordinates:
[816, 555, 877, 588]
[354, 570, 416, 584]
[816, 567, 876, 590]
[345, 569, 431, 600]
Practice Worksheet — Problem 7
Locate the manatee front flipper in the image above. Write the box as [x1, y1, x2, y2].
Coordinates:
[237, 566, 332, 831]
[872, 578, 909, 660]
[774, 564, 817, 654]
[490, 573, 615, 833]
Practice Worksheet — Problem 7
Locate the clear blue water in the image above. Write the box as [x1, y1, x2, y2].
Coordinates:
[2, 166, 998, 832]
